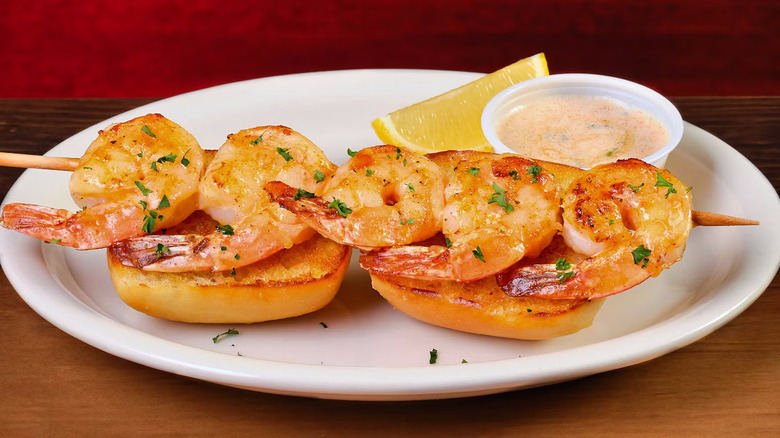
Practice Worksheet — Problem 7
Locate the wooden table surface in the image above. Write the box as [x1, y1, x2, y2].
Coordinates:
[0, 98, 777, 436]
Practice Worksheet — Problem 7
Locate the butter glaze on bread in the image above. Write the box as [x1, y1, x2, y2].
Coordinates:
[366, 235, 604, 339]
[369, 273, 603, 340]
[107, 211, 350, 323]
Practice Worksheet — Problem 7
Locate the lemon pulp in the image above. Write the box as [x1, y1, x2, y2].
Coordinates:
[372, 53, 548, 153]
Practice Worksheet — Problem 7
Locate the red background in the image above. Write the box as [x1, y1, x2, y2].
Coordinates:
[1, 0, 777, 98]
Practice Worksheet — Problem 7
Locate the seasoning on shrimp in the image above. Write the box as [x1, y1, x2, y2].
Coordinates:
[360, 150, 561, 282]
[111, 125, 337, 273]
[496, 158, 692, 300]
[267, 145, 447, 251]
[0, 114, 205, 249]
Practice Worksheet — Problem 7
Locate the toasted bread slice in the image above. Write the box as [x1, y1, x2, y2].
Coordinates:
[107, 211, 351, 323]
[366, 236, 603, 339]
[369, 274, 603, 340]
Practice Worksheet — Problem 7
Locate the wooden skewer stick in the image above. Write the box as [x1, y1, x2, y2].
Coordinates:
[0, 152, 762, 227]
[0, 152, 80, 171]
[691, 211, 760, 227]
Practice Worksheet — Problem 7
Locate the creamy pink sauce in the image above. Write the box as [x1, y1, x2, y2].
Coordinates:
[495, 95, 669, 168]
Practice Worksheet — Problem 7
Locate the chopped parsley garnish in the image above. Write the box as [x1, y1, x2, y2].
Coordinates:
[632, 245, 652, 268]
[234, 254, 240, 260]
[488, 182, 514, 213]
[328, 198, 352, 217]
[293, 188, 316, 201]
[313, 170, 325, 183]
[472, 246, 486, 263]
[347, 148, 358, 157]
[429, 348, 438, 364]
[230, 267, 237, 276]
[220, 246, 228, 251]
[157, 194, 170, 209]
[527, 165, 542, 183]
[141, 125, 156, 138]
[137, 152, 143, 158]
[150, 153, 176, 172]
[249, 132, 265, 145]
[142, 210, 158, 234]
[319, 322, 328, 328]
[395, 147, 402, 160]
[406, 183, 415, 192]
[655, 172, 677, 198]
[608, 219, 615, 225]
[555, 257, 574, 283]
[466, 167, 480, 177]
[216, 224, 234, 235]
[134, 181, 152, 196]
[49, 238, 61, 244]
[403, 158, 407, 167]
[627, 182, 644, 193]
[400, 218, 416, 225]
[212, 328, 239, 343]
[445, 237, 452, 248]
[83, 166, 92, 170]
[461, 359, 468, 364]
[139, 200, 148, 211]
[276, 147, 293, 162]
[155, 243, 170, 256]
[158, 153, 177, 163]
[365, 168, 375, 177]
[181, 149, 191, 167]
[508, 170, 520, 180]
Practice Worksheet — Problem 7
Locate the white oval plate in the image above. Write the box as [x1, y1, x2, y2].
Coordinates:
[1, 70, 778, 401]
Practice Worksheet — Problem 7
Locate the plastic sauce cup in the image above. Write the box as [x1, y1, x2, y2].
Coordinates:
[481, 74, 683, 169]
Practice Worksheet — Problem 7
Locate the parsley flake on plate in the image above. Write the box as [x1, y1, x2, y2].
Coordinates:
[212, 328, 239, 343]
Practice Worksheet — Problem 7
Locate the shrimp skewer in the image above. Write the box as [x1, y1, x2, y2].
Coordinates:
[0, 114, 206, 249]
[496, 158, 693, 300]
[0, 152, 79, 171]
[266, 145, 448, 251]
[111, 126, 337, 272]
[359, 150, 561, 282]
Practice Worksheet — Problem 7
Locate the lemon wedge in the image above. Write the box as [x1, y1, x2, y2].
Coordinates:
[372, 53, 548, 153]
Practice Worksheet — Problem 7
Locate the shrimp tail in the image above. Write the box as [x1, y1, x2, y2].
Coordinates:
[265, 180, 346, 240]
[1, 203, 75, 246]
[265, 181, 339, 218]
[495, 255, 650, 300]
[110, 234, 207, 269]
[359, 246, 456, 280]
[496, 264, 570, 298]
[1, 203, 72, 229]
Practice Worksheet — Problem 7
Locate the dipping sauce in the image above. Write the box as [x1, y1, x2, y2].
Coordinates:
[494, 95, 669, 168]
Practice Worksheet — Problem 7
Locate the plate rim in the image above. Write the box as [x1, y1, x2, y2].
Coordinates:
[1, 69, 778, 400]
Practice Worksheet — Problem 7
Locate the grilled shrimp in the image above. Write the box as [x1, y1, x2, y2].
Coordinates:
[111, 126, 337, 272]
[360, 150, 561, 281]
[0, 114, 205, 249]
[266, 145, 447, 250]
[497, 159, 692, 299]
